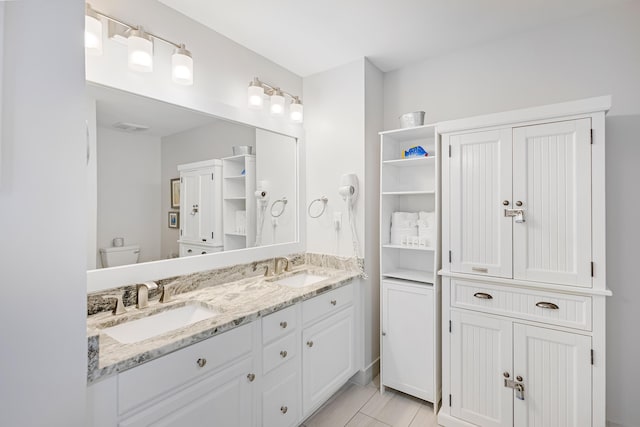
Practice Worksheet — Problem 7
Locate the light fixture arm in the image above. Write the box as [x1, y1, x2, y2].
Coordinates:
[250, 77, 302, 103]
[87, 4, 184, 49]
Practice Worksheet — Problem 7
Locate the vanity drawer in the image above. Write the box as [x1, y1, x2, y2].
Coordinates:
[179, 243, 222, 257]
[451, 279, 592, 331]
[262, 371, 300, 427]
[118, 323, 253, 415]
[263, 332, 298, 376]
[263, 304, 298, 344]
[302, 283, 354, 325]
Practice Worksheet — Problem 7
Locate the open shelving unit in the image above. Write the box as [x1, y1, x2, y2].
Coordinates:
[222, 154, 256, 251]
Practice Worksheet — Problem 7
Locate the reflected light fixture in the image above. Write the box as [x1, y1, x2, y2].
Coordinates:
[247, 77, 303, 123]
[84, 4, 194, 85]
[84, 4, 103, 55]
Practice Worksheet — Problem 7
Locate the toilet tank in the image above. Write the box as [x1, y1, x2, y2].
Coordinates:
[99, 245, 140, 268]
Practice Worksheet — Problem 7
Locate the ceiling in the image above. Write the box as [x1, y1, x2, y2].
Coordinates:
[158, 0, 627, 77]
[88, 85, 220, 138]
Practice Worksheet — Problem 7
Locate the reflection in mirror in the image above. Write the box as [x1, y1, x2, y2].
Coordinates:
[87, 84, 297, 270]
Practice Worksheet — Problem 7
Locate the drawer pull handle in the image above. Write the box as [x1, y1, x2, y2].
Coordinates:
[280, 350, 288, 358]
[330, 300, 337, 306]
[536, 301, 559, 310]
[187, 249, 193, 253]
[280, 406, 288, 414]
[307, 340, 314, 348]
[247, 373, 256, 382]
[472, 267, 489, 273]
[473, 292, 493, 300]
[280, 321, 288, 329]
[196, 358, 207, 368]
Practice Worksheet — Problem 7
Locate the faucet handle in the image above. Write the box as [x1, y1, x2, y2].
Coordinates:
[103, 293, 127, 315]
[159, 285, 172, 303]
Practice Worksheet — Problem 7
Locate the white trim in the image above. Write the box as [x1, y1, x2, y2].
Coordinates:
[436, 96, 611, 134]
[350, 357, 380, 386]
[0, 3, 4, 187]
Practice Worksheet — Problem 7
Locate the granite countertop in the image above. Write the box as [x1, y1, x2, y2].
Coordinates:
[86, 264, 359, 383]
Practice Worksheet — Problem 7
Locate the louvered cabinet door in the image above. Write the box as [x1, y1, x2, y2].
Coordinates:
[513, 324, 592, 427]
[450, 129, 513, 278]
[450, 311, 513, 427]
[512, 119, 592, 287]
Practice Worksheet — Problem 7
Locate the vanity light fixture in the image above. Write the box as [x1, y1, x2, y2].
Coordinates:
[247, 77, 303, 123]
[84, 3, 194, 85]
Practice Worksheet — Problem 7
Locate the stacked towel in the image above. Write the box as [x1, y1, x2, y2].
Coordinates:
[417, 211, 436, 247]
[390, 211, 435, 247]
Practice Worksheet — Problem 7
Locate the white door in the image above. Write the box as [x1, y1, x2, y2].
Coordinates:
[119, 357, 255, 427]
[450, 311, 513, 427]
[513, 324, 592, 427]
[197, 169, 215, 244]
[382, 280, 434, 401]
[450, 129, 513, 278]
[302, 307, 355, 415]
[180, 171, 200, 243]
[512, 119, 592, 287]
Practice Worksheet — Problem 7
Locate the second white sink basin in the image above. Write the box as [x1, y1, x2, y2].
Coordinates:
[273, 272, 328, 289]
[102, 304, 219, 344]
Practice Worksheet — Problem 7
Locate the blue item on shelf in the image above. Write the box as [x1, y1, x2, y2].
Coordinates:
[403, 146, 429, 158]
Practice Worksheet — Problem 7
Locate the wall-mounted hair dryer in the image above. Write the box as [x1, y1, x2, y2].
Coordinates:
[338, 173, 359, 207]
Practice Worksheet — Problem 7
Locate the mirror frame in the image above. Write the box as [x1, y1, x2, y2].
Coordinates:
[86, 81, 306, 292]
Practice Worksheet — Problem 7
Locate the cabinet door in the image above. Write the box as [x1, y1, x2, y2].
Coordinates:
[450, 311, 513, 427]
[381, 280, 434, 401]
[513, 324, 592, 427]
[302, 306, 355, 415]
[450, 129, 513, 278]
[197, 169, 216, 244]
[119, 357, 255, 427]
[512, 119, 592, 287]
[180, 171, 200, 243]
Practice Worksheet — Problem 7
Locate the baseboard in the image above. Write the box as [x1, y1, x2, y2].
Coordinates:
[607, 422, 628, 427]
[350, 358, 380, 386]
[437, 412, 479, 427]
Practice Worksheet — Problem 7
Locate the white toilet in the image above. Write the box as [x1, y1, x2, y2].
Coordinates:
[99, 245, 140, 267]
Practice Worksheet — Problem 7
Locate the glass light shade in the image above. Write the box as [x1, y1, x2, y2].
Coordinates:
[128, 29, 153, 72]
[84, 14, 103, 55]
[248, 85, 265, 110]
[290, 102, 303, 123]
[270, 93, 285, 116]
[172, 46, 193, 85]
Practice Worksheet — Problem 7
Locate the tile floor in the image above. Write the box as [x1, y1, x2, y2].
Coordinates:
[301, 376, 441, 427]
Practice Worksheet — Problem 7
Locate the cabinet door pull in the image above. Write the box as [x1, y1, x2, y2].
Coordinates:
[279, 321, 288, 329]
[536, 301, 559, 310]
[187, 249, 193, 253]
[280, 406, 288, 414]
[196, 358, 207, 368]
[473, 292, 493, 300]
[306, 341, 314, 348]
[247, 373, 256, 382]
[280, 350, 288, 358]
[471, 267, 488, 273]
[330, 300, 337, 306]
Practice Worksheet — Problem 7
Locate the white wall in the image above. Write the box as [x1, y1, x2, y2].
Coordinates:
[255, 129, 297, 246]
[304, 58, 384, 372]
[384, 3, 640, 425]
[160, 120, 254, 256]
[0, 1, 87, 425]
[97, 127, 162, 265]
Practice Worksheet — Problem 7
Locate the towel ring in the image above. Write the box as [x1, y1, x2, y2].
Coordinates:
[308, 196, 328, 218]
[271, 197, 288, 218]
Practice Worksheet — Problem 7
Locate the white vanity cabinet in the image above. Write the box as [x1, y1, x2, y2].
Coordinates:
[438, 97, 611, 427]
[178, 159, 223, 255]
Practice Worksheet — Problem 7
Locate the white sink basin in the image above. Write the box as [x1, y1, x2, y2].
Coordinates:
[273, 272, 328, 289]
[102, 304, 219, 344]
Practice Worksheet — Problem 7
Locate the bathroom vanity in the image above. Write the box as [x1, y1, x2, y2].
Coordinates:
[86, 257, 363, 427]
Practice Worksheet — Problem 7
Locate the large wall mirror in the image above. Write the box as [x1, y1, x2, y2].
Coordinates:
[86, 83, 301, 290]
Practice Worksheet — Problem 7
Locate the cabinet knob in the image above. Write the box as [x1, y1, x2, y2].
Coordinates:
[306, 341, 314, 348]
[247, 373, 256, 382]
[280, 406, 288, 414]
[515, 201, 523, 207]
[503, 372, 510, 378]
[516, 375, 523, 382]
[503, 200, 510, 206]
[187, 249, 193, 253]
[280, 321, 288, 329]
[201, 251, 207, 255]
[382, 332, 386, 336]
[196, 358, 207, 368]
[280, 350, 288, 358]
[330, 300, 337, 306]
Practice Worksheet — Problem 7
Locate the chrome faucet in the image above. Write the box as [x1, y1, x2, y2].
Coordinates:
[103, 293, 127, 315]
[136, 281, 158, 309]
[274, 257, 292, 275]
[159, 283, 176, 303]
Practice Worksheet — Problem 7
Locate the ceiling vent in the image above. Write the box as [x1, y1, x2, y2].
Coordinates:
[112, 122, 150, 132]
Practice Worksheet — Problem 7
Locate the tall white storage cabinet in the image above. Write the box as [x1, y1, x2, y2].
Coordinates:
[379, 125, 441, 404]
[438, 97, 611, 427]
[222, 155, 256, 250]
[177, 159, 223, 257]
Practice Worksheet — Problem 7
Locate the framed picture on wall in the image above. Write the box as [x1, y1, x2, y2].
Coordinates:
[170, 178, 180, 208]
[168, 212, 179, 229]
